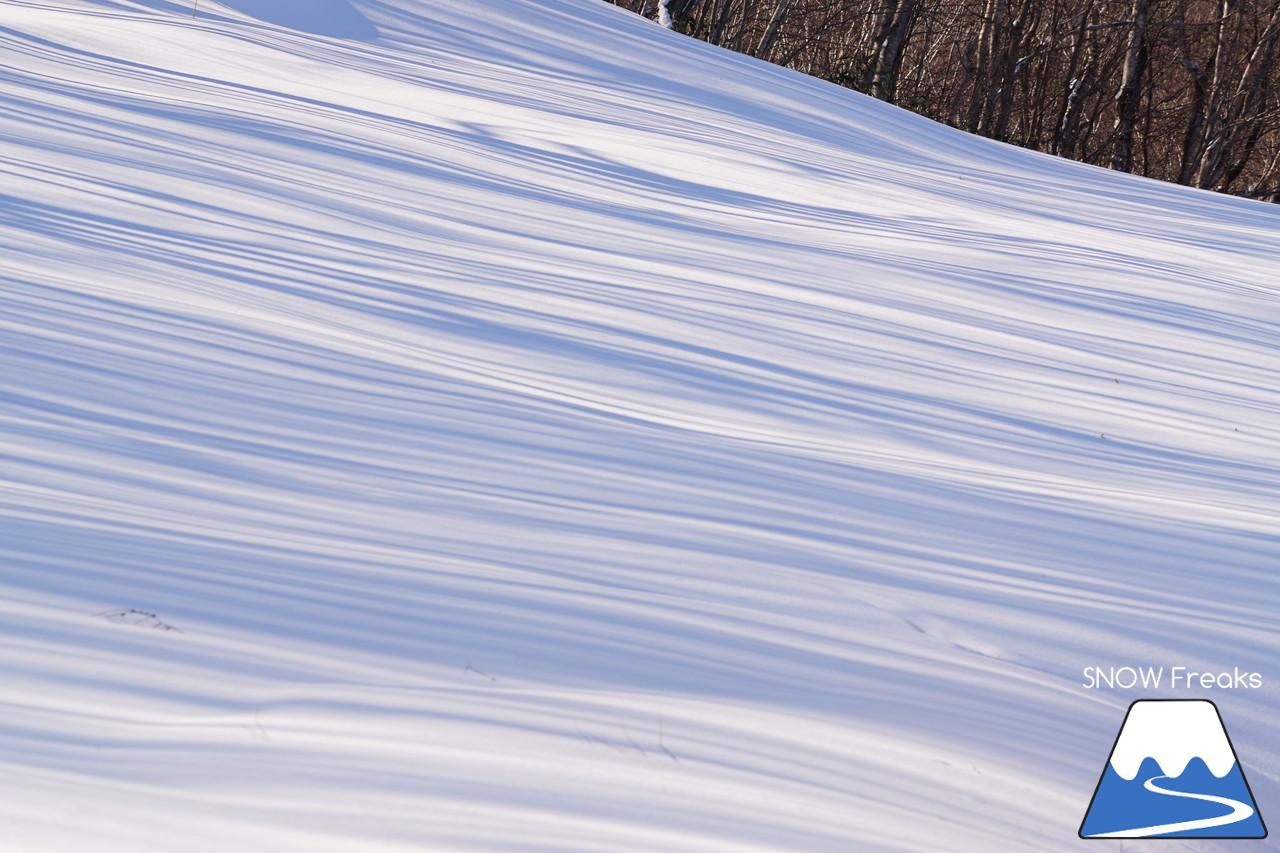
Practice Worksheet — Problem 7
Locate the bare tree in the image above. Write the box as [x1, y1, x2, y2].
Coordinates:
[606, 0, 1280, 201]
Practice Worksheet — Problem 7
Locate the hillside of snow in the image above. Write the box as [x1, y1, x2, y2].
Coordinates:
[3, 0, 1280, 849]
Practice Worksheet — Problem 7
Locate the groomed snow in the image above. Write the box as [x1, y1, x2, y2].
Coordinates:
[2, 0, 1279, 850]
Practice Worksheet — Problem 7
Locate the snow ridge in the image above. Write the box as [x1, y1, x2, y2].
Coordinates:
[2, 0, 1279, 851]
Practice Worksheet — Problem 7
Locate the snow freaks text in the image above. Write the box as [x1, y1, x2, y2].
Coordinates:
[1082, 667, 1263, 690]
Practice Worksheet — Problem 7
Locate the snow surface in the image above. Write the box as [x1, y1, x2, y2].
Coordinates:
[3, 0, 1280, 850]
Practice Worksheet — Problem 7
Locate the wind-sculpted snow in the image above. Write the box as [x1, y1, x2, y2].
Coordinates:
[2, 0, 1279, 850]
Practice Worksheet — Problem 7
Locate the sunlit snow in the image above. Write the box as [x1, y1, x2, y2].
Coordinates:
[3, 0, 1279, 850]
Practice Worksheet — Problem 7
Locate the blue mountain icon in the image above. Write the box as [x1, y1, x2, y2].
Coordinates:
[1080, 700, 1266, 838]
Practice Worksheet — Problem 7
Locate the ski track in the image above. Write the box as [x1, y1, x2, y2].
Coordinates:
[2, 0, 1280, 850]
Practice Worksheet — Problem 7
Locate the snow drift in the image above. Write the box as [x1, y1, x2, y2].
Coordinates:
[2, 0, 1279, 850]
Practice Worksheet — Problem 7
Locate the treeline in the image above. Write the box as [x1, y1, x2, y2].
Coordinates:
[612, 0, 1280, 202]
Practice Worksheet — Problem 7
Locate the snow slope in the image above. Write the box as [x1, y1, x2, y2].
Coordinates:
[3, 0, 1280, 849]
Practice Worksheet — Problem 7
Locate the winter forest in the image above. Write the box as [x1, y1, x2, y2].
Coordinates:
[616, 0, 1280, 201]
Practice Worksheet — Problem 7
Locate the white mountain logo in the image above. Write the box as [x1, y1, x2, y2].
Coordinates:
[1080, 700, 1266, 838]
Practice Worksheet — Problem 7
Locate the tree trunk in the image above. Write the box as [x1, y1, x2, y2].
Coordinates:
[1112, 0, 1152, 172]
[755, 0, 793, 62]
[861, 0, 919, 101]
[1052, 3, 1097, 158]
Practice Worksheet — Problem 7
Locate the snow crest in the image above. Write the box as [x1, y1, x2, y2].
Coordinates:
[2, 0, 1280, 850]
